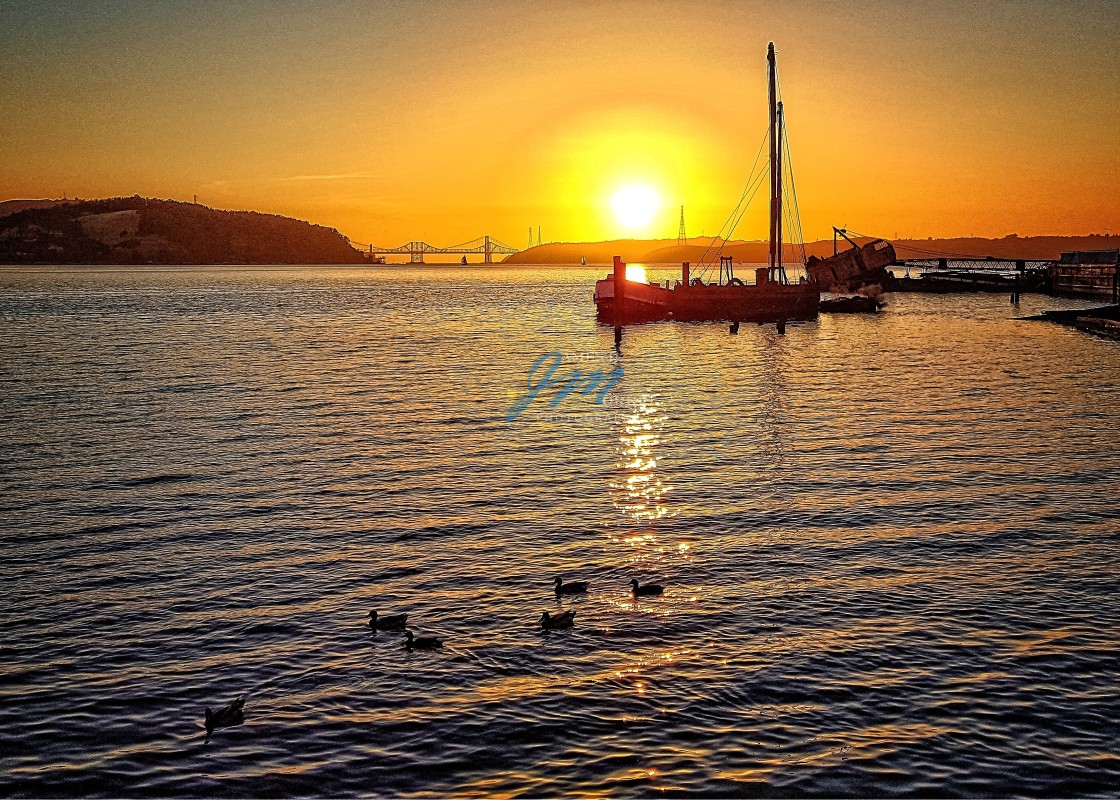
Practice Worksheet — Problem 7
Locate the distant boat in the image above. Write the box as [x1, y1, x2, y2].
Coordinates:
[581, 256, 587, 266]
[594, 42, 819, 326]
[461, 256, 468, 265]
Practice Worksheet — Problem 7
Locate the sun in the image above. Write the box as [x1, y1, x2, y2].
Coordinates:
[611, 183, 661, 230]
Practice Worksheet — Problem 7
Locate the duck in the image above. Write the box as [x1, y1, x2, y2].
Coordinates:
[404, 630, 443, 650]
[540, 610, 576, 630]
[368, 610, 407, 631]
[629, 578, 664, 597]
[554, 576, 589, 595]
[205, 696, 244, 735]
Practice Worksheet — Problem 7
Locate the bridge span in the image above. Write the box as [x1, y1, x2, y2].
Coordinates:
[351, 235, 518, 264]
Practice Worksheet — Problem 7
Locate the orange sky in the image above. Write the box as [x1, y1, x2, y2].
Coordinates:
[1, 0, 1117, 247]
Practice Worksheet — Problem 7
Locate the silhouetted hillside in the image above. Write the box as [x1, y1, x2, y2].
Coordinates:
[0, 199, 72, 218]
[0, 196, 367, 264]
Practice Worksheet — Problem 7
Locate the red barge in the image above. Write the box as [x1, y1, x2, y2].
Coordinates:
[595, 43, 819, 329]
[594, 258, 819, 325]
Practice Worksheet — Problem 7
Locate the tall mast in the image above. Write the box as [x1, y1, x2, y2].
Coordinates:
[767, 42, 779, 280]
[776, 100, 784, 283]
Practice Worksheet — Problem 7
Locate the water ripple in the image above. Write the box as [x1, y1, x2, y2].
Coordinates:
[1, 267, 1119, 796]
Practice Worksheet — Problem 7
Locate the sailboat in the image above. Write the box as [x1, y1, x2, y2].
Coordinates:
[594, 43, 820, 326]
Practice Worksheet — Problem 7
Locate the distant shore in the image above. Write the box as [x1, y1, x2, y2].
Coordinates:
[3, 197, 1115, 267]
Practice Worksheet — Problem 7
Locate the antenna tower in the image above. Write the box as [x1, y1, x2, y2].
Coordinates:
[677, 205, 687, 246]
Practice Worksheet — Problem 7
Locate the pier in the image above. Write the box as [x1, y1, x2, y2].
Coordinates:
[887, 257, 1049, 294]
[888, 252, 1119, 301]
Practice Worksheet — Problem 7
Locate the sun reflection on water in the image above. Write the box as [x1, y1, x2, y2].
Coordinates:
[609, 397, 671, 524]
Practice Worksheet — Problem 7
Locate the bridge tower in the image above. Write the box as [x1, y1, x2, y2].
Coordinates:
[484, 235, 493, 264]
[677, 206, 687, 246]
[409, 241, 424, 264]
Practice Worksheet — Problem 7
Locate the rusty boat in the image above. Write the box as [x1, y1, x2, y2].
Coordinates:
[805, 227, 896, 291]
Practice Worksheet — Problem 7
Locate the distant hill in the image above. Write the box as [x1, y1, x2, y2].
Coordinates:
[506, 234, 1120, 265]
[506, 238, 742, 265]
[0, 196, 367, 265]
[0, 199, 73, 218]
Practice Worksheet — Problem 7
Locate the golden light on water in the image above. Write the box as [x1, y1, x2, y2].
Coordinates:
[625, 264, 648, 283]
[611, 401, 670, 523]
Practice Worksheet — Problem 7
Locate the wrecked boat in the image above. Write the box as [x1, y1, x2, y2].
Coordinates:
[805, 227, 897, 291]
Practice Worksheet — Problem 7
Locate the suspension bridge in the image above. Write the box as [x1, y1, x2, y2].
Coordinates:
[350, 235, 519, 264]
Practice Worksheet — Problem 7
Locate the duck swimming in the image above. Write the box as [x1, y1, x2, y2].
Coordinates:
[629, 579, 664, 597]
[368, 610, 407, 630]
[554, 577, 589, 595]
[205, 697, 244, 735]
[540, 610, 576, 630]
[404, 630, 443, 650]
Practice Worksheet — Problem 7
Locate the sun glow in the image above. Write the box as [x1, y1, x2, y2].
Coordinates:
[625, 264, 648, 283]
[611, 183, 661, 231]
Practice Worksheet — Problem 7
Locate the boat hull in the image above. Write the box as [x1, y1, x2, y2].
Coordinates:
[595, 276, 819, 325]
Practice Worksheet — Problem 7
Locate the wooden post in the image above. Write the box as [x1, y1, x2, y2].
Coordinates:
[613, 255, 624, 344]
[1114, 249, 1119, 304]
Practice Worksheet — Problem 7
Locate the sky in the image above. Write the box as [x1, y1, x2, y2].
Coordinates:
[1, 0, 1117, 247]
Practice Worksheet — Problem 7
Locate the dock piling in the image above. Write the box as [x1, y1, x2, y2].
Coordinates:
[613, 255, 624, 344]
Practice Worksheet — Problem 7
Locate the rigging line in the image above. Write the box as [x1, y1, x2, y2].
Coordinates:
[695, 165, 770, 282]
[697, 166, 768, 269]
[781, 115, 808, 266]
[847, 231, 991, 260]
[693, 125, 770, 280]
[775, 70, 809, 267]
[695, 147, 771, 280]
[694, 156, 765, 280]
[723, 167, 771, 255]
[696, 168, 770, 284]
[783, 201, 804, 278]
[891, 243, 997, 260]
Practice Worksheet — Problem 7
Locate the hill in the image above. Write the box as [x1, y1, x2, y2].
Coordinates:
[0, 196, 367, 265]
[0, 199, 72, 218]
[506, 234, 1119, 265]
[505, 238, 740, 265]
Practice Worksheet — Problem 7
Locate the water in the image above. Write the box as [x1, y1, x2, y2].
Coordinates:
[2, 265, 1119, 797]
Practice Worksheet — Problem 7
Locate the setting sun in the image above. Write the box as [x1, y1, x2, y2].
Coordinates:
[611, 183, 661, 231]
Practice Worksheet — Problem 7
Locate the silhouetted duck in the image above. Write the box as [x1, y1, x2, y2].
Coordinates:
[404, 630, 442, 650]
[629, 579, 664, 597]
[540, 610, 576, 630]
[205, 697, 244, 735]
[368, 610, 407, 631]
[554, 576, 589, 595]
